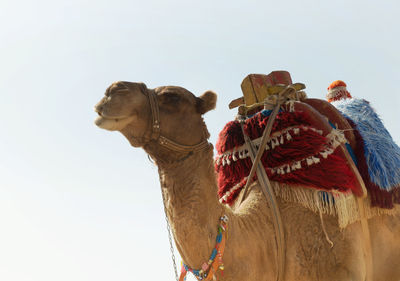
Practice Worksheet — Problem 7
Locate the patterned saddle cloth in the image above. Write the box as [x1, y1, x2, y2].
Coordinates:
[215, 106, 359, 205]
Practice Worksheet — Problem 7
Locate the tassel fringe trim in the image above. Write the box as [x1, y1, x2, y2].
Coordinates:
[215, 125, 326, 166]
[223, 181, 400, 228]
[215, 128, 347, 177]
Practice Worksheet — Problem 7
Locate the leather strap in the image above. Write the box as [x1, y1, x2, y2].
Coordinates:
[240, 122, 286, 281]
[148, 90, 161, 141]
[237, 86, 296, 281]
[159, 136, 211, 153]
[239, 86, 295, 204]
[357, 198, 374, 281]
[146, 91, 210, 153]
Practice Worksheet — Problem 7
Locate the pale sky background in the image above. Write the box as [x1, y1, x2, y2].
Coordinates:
[0, 0, 399, 280]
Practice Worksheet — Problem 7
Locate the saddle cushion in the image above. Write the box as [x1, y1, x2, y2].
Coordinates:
[215, 107, 359, 205]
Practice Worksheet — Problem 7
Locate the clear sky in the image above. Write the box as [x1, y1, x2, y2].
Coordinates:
[0, 0, 399, 280]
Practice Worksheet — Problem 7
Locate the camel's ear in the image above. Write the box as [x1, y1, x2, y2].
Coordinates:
[196, 90, 217, 114]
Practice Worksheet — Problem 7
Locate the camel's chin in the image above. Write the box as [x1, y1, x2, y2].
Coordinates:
[95, 115, 133, 131]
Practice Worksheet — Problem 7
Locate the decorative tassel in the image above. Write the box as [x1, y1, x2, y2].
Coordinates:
[232, 152, 237, 161]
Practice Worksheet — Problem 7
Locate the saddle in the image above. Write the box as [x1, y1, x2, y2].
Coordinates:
[217, 71, 366, 206]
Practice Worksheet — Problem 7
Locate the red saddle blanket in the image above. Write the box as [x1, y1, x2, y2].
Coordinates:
[215, 107, 360, 205]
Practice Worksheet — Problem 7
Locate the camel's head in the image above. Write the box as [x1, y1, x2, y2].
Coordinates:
[94, 81, 217, 152]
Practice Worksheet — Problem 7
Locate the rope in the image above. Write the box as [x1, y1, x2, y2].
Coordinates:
[319, 210, 334, 248]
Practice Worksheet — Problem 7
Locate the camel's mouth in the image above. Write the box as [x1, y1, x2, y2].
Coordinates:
[94, 110, 134, 130]
[96, 110, 131, 120]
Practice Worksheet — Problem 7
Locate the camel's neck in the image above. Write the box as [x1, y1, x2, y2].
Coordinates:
[156, 148, 225, 269]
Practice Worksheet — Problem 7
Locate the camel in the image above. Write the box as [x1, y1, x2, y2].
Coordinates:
[94, 81, 400, 281]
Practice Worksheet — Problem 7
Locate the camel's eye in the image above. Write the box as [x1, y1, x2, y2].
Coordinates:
[160, 92, 181, 104]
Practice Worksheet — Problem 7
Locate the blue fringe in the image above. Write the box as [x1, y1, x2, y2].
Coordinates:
[332, 98, 400, 191]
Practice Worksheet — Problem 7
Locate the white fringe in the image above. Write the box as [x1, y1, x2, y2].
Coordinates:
[221, 181, 400, 228]
[215, 126, 325, 166]
[219, 178, 248, 203]
[218, 129, 347, 175]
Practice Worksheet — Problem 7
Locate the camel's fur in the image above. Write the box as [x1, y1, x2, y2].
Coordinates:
[94, 81, 400, 281]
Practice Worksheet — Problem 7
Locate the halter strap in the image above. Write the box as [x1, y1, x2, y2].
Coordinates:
[146, 90, 211, 153]
[148, 90, 161, 141]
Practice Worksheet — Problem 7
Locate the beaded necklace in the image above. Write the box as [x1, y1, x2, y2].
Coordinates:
[179, 215, 228, 281]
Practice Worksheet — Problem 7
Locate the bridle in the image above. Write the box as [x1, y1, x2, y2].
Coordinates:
[143, 89, 211, 153]
[142, 87, 213, 280]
